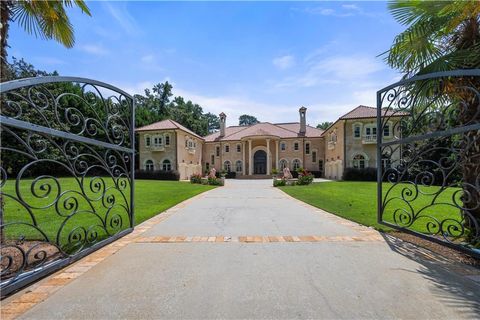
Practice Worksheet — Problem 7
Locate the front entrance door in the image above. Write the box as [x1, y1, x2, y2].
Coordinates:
[253, 150, 267, 174]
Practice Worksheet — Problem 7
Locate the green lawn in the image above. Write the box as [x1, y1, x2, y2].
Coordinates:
[2, 178, 215, 249]
[279, 181, 461, 233]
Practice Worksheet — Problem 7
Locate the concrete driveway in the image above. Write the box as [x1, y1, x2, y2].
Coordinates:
[7, 179, 480, 319]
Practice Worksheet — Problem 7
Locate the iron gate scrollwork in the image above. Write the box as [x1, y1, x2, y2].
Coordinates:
[0, 76, 135, 296]
[377, 69, 480, 257]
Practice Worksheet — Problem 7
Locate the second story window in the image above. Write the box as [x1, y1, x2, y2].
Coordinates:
[237, 144, 241, 153]
[145, 136, 151, 147]
[154, 136, 162, 147]
[225, 145, 229, 153]
[216, 146, 220, 157]
[354, 125, 361, 138]
[305, 143, 310, 154]
[365, 126, 377, 137]
[383, 124, 390, 137]
[211, 154, 215, 165]
[294, 142, 299, 151]
[165, 135, 170, 145]
[280, 142, 286, 151]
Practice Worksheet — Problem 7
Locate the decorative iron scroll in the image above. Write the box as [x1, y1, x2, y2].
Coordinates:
[0, 77, 135, 296]
[377, 69, 480, 257]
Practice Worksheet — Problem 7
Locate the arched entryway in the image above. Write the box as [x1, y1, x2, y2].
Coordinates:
[253, 150, 267, 174]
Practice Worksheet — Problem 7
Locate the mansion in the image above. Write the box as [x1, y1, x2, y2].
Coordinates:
[136, 106, 403, 180]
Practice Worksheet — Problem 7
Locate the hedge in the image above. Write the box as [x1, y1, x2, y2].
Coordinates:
[135, 169, 180, 181]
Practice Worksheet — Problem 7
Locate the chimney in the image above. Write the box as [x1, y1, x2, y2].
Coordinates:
[219, 112, 226, 137]
[299, 107, 307, 135]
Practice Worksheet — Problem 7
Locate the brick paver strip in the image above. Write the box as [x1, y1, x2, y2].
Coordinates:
[132, 235, 384, 243]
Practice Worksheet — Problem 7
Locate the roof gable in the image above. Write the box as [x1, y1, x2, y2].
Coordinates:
[136, 119, 204, 140]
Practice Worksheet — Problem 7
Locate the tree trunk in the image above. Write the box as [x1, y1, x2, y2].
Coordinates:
[0, 1, 11, 82]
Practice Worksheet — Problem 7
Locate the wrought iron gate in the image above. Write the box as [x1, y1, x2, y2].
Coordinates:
[377, 69, 480, 257]
[0, 77, 135, 296]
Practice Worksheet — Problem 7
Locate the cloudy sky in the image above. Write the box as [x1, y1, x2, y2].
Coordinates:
[8, 1, 405, 127]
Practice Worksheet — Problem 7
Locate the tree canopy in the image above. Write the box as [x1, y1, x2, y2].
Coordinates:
[316, 121, 333, 130]
[239, 114, 259, 126]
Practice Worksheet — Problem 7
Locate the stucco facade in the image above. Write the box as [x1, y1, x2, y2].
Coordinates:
[136, 106, 404, 180]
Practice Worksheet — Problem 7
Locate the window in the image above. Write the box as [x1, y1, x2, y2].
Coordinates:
[187, 140, 194, 149]
[165, 134, 170, 146]
[352, 154, 366, 169]
[383, 124, 390, 137]
[382, 153, 391, 169]
[312, 151, 317, 163]
[225, 145, 230, 153]
[145, 135, 151, 147]
[305, 143, 310, 154]
[365, 126, 377, 137]
[206, 162, 210, 171]
[145, 160, 154, 171]
[235, 160, 242, 172]
[154, 136, 162, 147]
[318, 160, 324, 173]
[216, 146, 220, 157]
[279, 159, 288, 170]
[211, 154, 215, 165]
[292, 159, 301, 171]
[162, 159, 172, 171]
[224, 161, 231, 172]
[236, 144, 241, 153]
[280, 142, 286, 151]
[354, 125, 361, 138]
[294, 142, 299, 151]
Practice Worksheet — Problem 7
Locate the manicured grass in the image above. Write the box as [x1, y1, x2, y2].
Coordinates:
[2, 178, 215, 246]
[279, 181, 460, 233]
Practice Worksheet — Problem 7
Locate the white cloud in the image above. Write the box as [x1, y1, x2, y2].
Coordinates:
[276, 55, 384, 88]
[141, 54, 155, 63]
[272, 55, 295, 70]
[79, 44, 109, 56]
[102, 2, 139, 35]
[342, 4, 360, 11]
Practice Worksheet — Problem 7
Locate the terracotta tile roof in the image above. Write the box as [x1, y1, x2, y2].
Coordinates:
[204, 122, 323, 142]
[339, 105, 407, 120]
[135, 119, 204, 140]
[275, 123, 324, 137]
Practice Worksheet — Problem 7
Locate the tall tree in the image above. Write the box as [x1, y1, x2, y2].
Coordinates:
[1, 0, 91, 81]
[239, 114, 259, 126]
[316, 121, 333, 130]
[384, 1, 480, 229]
[204, 112, 220, 133]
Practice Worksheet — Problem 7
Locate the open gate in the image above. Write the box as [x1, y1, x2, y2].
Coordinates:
[0, 77, 135, 296]
[376, 69, 480, 257]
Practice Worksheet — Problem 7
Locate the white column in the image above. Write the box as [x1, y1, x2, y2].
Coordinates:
[275, 140, 279, 170]
[266, 139, 271, 175]
[242, 141, 246, 175]
[248, 139, 253, 175]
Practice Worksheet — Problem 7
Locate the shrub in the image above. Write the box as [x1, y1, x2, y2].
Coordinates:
[342, 167, 377, 181]
[273, 178, 286, 187]
[208, 176, 223, 185]
[296, 170, 314, 185]
[135, 170, 180, 181]
[190, 173, 203, 184]
[271, 168, 279, 175]
[215, 171, 236, 179]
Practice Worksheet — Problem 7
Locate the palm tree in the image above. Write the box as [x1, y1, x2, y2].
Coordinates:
[0, 0, 91, 81]
[384, 0, 480, 236]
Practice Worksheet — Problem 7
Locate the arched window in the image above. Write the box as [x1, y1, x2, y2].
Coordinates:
[235, 160, 242, 172]
[292, 159, 301, 171]
[162, 159, 172, 171]
[224, 161, 231, 172]
[145, 160, 154, 171]
[352, 154, 366, 169]
[279, 159, 288, 170]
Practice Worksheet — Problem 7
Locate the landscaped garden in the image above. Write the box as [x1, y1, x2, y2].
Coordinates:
[279, 181, 461, 234]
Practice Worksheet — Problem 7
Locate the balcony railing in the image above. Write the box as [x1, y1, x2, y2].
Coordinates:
[362, 134, 377, 144]
[150, 145, 165, 151]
